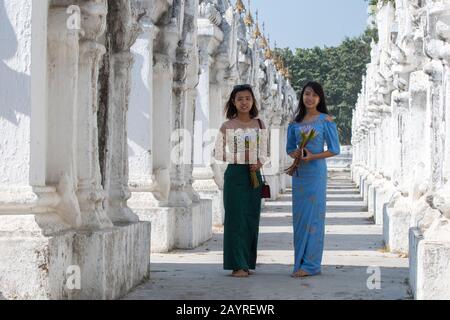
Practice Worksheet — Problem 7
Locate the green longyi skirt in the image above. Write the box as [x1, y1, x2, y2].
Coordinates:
[223, 164, 263, 270]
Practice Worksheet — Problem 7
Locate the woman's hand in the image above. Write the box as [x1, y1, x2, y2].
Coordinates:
[249, 160, 263, 172]
[301, 148, 316, 162]
[289, 148, 303, 159]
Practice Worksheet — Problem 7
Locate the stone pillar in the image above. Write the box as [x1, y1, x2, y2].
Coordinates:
[152, 38, 178, 206]
[46, 4, 82, 228]
[102, 0, 142, 224]
[410, 2, 450, 299]
[264, 112, 282, 200]
[70, 0, 151, 299]
[279, 120, 289, 192]
[133, 0, 212, 252]
[382, 92, 411, 252]
[170, 0, 213, 249]
[206, 69, 226, 225]
[1, 0, 151, 300]
[76, 1, 112, 229]
[0, 0, 72, 300]
[142, 26, 179, 252]
[193, 3, 224, 226]
[128, 21, 157, 203]
[126, 0, 174, 253]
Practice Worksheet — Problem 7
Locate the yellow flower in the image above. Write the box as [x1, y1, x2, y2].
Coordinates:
[284, 127, 318, 176]
[250, 170, 259, 188]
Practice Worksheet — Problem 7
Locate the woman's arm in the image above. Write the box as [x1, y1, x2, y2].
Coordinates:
[302, 116, 340, 162]
[302, 149, 336, 162]
[286, 123, 301, 159]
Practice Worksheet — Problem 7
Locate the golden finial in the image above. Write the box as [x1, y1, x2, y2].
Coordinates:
[235, 0, 245, 14]
[260, 35, 268, 48]
[244, 0, 254, 26]
[273, 41, 284, 70]
[264, 47, 273, 60]
[253, 24, 261, 38]
[244, 13, 254, 26]
[264, 33, 273, 59]
[260, 22, 268, 47]
[274, 54, 284, 71]
[252, 11, 261, 39]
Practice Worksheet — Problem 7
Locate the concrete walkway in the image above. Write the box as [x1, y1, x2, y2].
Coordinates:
[124, 171, 411, 300]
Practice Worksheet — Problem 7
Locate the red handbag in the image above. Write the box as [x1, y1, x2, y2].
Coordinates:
[261, 174, 271, 199]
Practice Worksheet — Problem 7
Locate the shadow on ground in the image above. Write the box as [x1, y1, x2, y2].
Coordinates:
[124, 174, 411, 300]
[124, 263, 411, 300]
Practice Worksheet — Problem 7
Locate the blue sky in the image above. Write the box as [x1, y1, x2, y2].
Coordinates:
[242, 0, 370, 49]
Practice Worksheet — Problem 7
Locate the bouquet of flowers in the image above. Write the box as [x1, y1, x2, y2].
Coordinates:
[250, 169, 260, 188]
[246, 135, 260, 189]
[285, 126, 318, 177]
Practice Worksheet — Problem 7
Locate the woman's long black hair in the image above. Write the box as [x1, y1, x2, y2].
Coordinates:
[225, 84, 259, 120]
[293, 81, 329, 123]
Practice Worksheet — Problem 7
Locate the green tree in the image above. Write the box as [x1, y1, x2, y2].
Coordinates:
[276, 26, 377, 145]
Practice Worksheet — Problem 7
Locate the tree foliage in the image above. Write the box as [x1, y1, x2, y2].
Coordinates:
[276, 27, 377, 145]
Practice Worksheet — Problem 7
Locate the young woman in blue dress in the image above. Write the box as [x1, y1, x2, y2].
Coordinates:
[286, 81, 341, 278]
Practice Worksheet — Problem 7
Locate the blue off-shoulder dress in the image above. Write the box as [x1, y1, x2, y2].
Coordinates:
[286, 113, 340, 275]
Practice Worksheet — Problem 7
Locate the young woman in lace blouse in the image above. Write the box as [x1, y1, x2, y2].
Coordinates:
[213, 84, 269, 278]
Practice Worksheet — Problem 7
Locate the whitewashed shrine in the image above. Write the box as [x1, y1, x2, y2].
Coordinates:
[352, 0, 450, 299]
[0, 0, 297, 299]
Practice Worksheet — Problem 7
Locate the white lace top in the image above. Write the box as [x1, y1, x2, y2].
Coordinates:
[213, 118, 270, 165]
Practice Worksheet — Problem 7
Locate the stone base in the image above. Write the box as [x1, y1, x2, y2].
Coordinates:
[279, 173, 287, 193]
[368, 184, 377, 223]
[374, 187, 383, 225]
[196, 190, 223, 227]
[383, 205, 410, 253]
[409, 227, 422, 297]
[135, 199, 212, 253]
[372, 184, 394, 226]
[192, 176, 223, 226]
[265, 174, 281, 200]
[409, 227, 450, 299]
[285, 174, 292, 189]
[0, 214, 151, 300]
[360, 176, 369, 206]
[358, 175, 364, 196]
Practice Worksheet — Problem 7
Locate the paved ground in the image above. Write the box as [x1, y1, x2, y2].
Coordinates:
[124, 171, 412, 300]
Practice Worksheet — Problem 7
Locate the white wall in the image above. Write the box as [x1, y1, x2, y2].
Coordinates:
[128, 29, 153, 184]
[30, 0, 49, 186]
[0, 0, 32, 186]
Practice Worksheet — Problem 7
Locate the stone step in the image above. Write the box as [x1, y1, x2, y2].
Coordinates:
[327, 190, 361, 195]
[269, 194, 363, 202]
[327, 186, 358, 190]
[327, 196, 364, 202]
[281, 190, 361, 196]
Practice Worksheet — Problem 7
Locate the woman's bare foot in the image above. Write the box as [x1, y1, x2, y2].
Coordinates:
[291, 270, 310, 278]
[231, 269, 249, 277]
